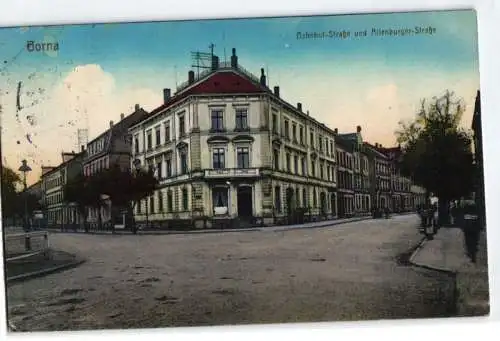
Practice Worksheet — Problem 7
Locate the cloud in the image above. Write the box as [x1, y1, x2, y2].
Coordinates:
[1, 64, 162, 184]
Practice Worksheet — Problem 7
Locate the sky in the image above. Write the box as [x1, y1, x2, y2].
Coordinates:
[0, 9, 479, 186]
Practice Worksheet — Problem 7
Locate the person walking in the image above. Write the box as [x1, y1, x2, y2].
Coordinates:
[459, 198, 481, 263]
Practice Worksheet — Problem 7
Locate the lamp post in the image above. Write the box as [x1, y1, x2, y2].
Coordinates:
[18, 159, 32, 232]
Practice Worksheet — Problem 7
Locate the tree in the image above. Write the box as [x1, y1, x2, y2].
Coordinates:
[1, 165, 22, 221]
[97, 164, 158, 233]
[396, 91, 475, 225]
[63, 173, 104, 231]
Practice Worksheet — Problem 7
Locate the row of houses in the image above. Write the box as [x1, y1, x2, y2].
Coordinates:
[28, 48, 427, 229]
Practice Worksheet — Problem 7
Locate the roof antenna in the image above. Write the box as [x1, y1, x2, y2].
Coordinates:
[266, 65, 269, 87]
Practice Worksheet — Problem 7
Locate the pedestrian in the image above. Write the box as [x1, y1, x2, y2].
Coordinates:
[460, 199, 481, 263]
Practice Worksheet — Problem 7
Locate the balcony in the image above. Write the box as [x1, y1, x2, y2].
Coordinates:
[205, 168, 260, 179]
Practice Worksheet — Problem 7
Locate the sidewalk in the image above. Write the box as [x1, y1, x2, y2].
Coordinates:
[5, 249, 85, 284]
[410, 227, 489, 317]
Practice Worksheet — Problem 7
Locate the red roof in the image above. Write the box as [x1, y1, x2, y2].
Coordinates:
[149, 70, 267, 116]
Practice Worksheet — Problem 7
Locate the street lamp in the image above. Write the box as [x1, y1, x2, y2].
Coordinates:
[18, 159, 32, 232]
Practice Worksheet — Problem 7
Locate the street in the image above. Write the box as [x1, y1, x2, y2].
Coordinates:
[6, 214, 456, 331]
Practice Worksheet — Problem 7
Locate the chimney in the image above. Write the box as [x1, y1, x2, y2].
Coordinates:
[274, 86, 280, 97]
[188, 70, 195, 84]
[230, 48, 238, 68]
[120, 113, 125, 120]
[163, 88, 171, 103]
[297, 102, 302, 112]
[81, 145, 85, 152]
[135, 104, 140, 111]
[211, 55, 219, 70]
[260, 68, 266, 86]
[356, 125, 362, 133]
[306, 110, 310, 116]
[110, 120, 114, 128]
[334, 128, 338, 135]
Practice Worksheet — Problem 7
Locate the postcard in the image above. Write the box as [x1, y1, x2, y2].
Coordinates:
[0, 9, 488, 333]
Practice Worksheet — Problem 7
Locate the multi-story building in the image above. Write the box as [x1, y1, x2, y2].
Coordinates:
[83, 106, 148, 227]
[410, 184, 427, 210]
[364, 142, 391, 210]
[375, 145, 413, 212]
[41, 151, 85, 228]
[129, 48, 338, 228]
[336, 127, 371, 216]
[471, 89, 485, 227]
[335, 132, 355, 218]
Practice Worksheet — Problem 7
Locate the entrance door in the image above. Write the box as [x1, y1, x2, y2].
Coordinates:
[237, 186, 253, 218]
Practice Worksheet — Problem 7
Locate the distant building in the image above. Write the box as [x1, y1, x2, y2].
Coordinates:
[363, 142, 391, 210]
[337, 127, 371, 216]
[471, 89, 485, 227]
[374, 145, 413, 212]
[129, 48, 338, 228]
[335, 133, 355, 218]
[82, 106, 149, 227]
[41, 151, 85, 228]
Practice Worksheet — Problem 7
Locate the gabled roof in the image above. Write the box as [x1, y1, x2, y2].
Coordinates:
[363, 142, 389, 159]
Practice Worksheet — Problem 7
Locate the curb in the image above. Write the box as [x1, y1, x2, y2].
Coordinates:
[408, 233, 457, 276]
[6, 258, 86, 284]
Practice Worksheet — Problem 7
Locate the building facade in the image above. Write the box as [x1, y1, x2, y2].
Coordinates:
[364, 142, 391, 210]
[335, 134, 355, 218]
[129, 48, 338, 228]
[82, 106, 148, 227]
[337, 127, 371, 216]
[41, 152, 85, 228]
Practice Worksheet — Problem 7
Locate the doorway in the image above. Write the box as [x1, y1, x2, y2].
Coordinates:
[237, 186, 253, 218]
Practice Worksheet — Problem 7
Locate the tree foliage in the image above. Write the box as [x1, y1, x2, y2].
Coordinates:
[396, 90, 475, 201]
[1, 165, 21, 219]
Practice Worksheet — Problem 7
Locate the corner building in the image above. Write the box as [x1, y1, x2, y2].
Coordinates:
[129, 48, 338, 228]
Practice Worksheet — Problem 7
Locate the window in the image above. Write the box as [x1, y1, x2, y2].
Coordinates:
[311, 161, 316, 177]
[180, 153, 188, 174]
[294, 155, 298, 174]
[147, 130, 152, 150]
[155, 126, 161, 146]
[302, 188, 307, 207]
[211, 109, 224, 131]
[286, 153, 291, 172]
[299, 126, 304, 144]
[134, 134, 139, 154]
[179, 116, 185, 136]
[273, 149, 280, 170]
[302, 157, 306, 176]
[182, 188, 188, 210]
[319, 137, 323, 152]
[296, 188, 300, 206]
[330, 141, 334, 157]
[166, 158, 172, 177]
[237, 147, 249, 168]
[284, 120, 289, 139]
[213, 148, 225, 169]
[167, 190, 173, 212]
[272, 113, 278, 133]
[158, 191, 163, 212]
[274, 186, 281, 212]
[320, 164, 324, 179]
[310, 131, 314, 148]
[313, 188, 317, 207]
[292, 124, 297, 141]
[235, 108, 248, 130]
[165, 122, 171, 142]
[156, 162, 162, 179]
[212, 187, 228, 209]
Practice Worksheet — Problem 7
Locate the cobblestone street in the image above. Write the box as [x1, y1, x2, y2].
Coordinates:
[6, 214, 456, 331]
